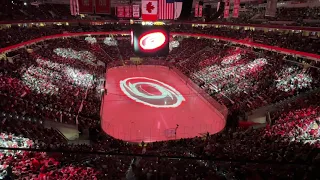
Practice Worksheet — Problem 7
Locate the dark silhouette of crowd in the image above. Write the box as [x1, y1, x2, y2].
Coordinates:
[0, 1, 74, 21]
[1, 23, 319, 56]
[0, 34, 319, 179]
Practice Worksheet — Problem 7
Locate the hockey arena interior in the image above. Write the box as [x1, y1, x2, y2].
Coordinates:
[0, 0, 320, 179]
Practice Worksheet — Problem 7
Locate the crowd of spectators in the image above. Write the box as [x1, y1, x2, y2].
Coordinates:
[268, 91, 320, 143]
[0, 30, 319, 179]
[1, 23, 319, 56]
[172, 25, 320, 55]
[0, 37, 107, 129]
[0, 120, 319, 179]
[167, 37, 320, 113]
[0, 24, 127, 48]
[0, 2, 74, 21]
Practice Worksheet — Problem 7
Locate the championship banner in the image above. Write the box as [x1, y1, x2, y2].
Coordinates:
[141, 0, 158, 21]
[198, 5, 203, 17]
[232, 0, 240, 18]
[130, 5, 133, 17]
[124, 5, 131, 18]
[194, 3, 199, 17]
[117, 6, 125, 18]
[265, 0, 277, 17]
[95, 0, 111, 14]
[78, 0, 94, 14]
[132, 5, 140, 18]
[224, 0, 230, 18]
[70, 0, 79, 16]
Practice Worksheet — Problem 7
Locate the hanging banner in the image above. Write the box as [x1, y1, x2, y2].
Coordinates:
[195, 3, 199, 17]
[198, 5, 203, 17]
[95, 0, 111, 14]
[265, 0, 277, 17]
[70, 0, 79, 16]
[129, 5, 133, 17]
[117, 6, 125, 18]
[132, 4, 140, 18]
[232, 0, 240, 18]
[224, 0, 230, 18]
[124, 6, 131, 18]
[174, 0, 183, 19]
[78, 0, 94, 14]
[141, 0, 158, 21]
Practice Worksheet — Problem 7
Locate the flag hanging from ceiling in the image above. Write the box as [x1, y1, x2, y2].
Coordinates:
[265, 0, 277, 17]
[194, 3, 199, 17]
[194, 1, 202, 18]
[224, 0, 230, 18]
[132, 4, 140, 18]
[142, 0, 158, 21]
[70, 0, 79, 16]
[70, 0, 75, 15]
[232, 0, 240, 18]
[198, 4, 203, 17]
[174, 0, 183, 19]
[117, 6, 125, 18]
[159, 0, 174, 20]
[95, 0, 111, 14]
[124, 5, 132, 18]
[78, 0, 94, 14]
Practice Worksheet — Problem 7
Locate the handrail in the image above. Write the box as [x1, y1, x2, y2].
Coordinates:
[54, 128, 69, 142]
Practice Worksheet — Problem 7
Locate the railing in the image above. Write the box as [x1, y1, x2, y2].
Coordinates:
[54, 128, 69, 142]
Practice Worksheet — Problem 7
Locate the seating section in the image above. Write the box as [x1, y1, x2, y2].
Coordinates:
[168, 38, 320, 112]
[172, 25, 320, 55]
[0, 32, 319, 179]
[0, 24, 128, 49]
[0, 3, 74, 21]
[268, 92, 320, 143]
[1, 24, 319, 56]
[0, 38, 106, 128]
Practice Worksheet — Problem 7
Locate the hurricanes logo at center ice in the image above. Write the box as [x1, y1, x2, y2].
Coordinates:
[120, 77, 185, 108]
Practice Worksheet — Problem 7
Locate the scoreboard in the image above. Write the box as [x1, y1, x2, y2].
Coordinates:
[132, 24, 169, 57]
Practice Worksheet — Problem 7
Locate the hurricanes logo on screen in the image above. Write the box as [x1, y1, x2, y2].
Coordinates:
[139, 30, 167, 51]
[120, 77, 185, 108]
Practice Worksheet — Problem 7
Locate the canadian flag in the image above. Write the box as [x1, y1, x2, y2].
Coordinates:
[141, 0, 158, 21]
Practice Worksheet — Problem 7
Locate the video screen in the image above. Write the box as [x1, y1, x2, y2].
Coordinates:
[132, 25, 169, 57]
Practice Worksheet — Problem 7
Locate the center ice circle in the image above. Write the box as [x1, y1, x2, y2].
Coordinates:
[120, 77, 185, 108]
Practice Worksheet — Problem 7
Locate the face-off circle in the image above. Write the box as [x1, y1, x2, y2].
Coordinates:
[120, 77, 185, 108]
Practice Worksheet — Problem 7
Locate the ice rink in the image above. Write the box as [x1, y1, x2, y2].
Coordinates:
[101, 65, 226, 142]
